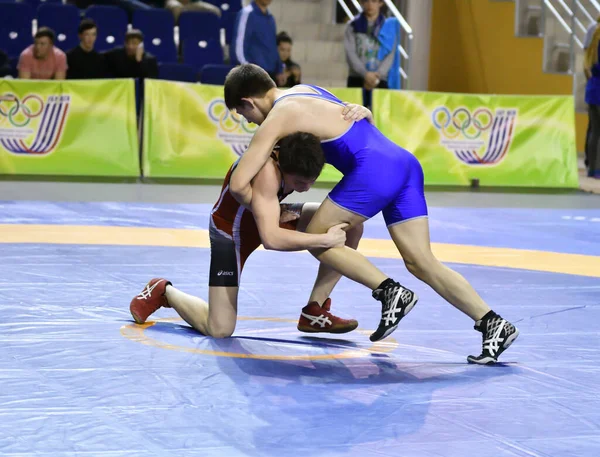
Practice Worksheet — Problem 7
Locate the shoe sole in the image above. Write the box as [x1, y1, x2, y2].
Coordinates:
[297, 322, 359, 334]
[130, 300, 148, 325]
[130, 308, 146, 325]
[467, 327, 520, 365]
[370, 293, 419, 342]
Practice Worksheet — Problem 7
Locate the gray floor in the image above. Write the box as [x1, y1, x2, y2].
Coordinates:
[0, 180, 599, 209]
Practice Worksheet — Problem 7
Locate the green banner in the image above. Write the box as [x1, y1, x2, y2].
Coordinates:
[143, 80, 361, 181]
[0, 79, 139, 176]
[374, 90, 579, 187]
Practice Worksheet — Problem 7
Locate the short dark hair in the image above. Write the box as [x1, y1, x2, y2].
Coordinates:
[125, 29, 144, 42]
[78, 19, 97, 35]
[35, 27, 55, 43]
[277, 32, 293, 46]
[224, 64, 276, 110]
[277, 132, 325, 180]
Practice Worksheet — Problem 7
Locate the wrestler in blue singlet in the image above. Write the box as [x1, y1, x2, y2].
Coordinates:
[273, 85, 428, 226]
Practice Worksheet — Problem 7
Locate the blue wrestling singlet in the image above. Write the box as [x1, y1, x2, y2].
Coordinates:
[273, 85, 428, 226]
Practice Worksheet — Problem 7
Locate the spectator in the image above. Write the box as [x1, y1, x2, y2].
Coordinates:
[164, 0, 221, 23]
[0, 50, 11, 78]
[232, 0, 286, 86]
[344, 0, 394, 107]
[67, 19, 107, 79]
[276, 31, 301, 87]
[583, 16, 600, 173]
[377, 16, 401, 90]
[584, 16, 600, 51]
[17, 28, 67, 80]
[584, 22, 600, 178]
[104, 29, 159, 79]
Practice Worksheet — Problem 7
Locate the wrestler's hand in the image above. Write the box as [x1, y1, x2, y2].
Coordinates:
[324, 223, 348, 248]
[342, 103, 374, 124]
[279, 209, 300, 223]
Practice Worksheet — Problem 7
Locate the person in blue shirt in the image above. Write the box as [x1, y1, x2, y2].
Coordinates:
[584, 23, 600, 178]
[583, 16, 600, 51]
[583, 16, 600, 176]
[231, 0, 286, 86]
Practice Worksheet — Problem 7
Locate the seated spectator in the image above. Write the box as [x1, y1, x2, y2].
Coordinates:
[67, 19, 107, 79]
[231, 0, 285, 86]
[164, 0, 221, 23]
[18, 28, 67, 80]
[0, 50, 11, 78]
[344, 0, 394, 107]
[104, 29, 159, 79]
[276, 31, 301, 87]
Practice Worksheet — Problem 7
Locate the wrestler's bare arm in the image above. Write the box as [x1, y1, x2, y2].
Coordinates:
[229, 103, 301, 208]
[250, 163, 346, 252]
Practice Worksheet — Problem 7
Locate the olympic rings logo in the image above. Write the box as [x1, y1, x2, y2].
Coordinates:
[207, 99, 257, 134]
[432, 107, 493, 140]
[0, 94, 45, 128]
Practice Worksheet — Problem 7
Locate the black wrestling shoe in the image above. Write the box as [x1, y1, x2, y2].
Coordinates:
[370, 279, 418, 342]
[467, 312, 519, 365]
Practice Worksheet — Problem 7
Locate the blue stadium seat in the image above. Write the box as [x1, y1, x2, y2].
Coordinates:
[158, 62, 196, 82]
[37, 4, 80, 52]
[84, 5, 128, 52]
[132, 9, 177, 63]
[183, 39, 223, 72]
[19, 0, 62, 12]
[199, 64, 231, 85]
[179, 11, 221, 43]
[0, 3, 33, 59]
[205, 0, 241, 13]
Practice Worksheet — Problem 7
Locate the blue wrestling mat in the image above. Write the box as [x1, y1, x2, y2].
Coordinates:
[1, 201, 599, 457]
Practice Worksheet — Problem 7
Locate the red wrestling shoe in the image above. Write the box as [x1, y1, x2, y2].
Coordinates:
[297, 298, 358, 334]
[129, 278, 172, 324]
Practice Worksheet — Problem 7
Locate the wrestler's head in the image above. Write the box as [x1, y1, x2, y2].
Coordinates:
[224, 64, 277, 126]
[277, 132, 325, 193]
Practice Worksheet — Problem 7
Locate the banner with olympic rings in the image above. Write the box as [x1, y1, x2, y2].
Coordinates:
[374, 90, 578, 188]
[0, 79, 139, 176]
[142, 79, 361, 180]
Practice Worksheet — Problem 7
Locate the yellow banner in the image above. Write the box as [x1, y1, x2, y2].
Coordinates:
[0, 79, 139, 176]
[142, 80, 361, 181]
[374, 90, 578, 188]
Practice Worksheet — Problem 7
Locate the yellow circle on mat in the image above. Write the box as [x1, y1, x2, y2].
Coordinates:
[2, 224, 599, 278]
[120, 317, 399, 360]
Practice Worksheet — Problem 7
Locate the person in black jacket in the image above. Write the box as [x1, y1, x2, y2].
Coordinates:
[276, 32, 301, 88]
[67, 19, 107, 79]
[0, 49, 12, 78]
[104, 29, 158, 79]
